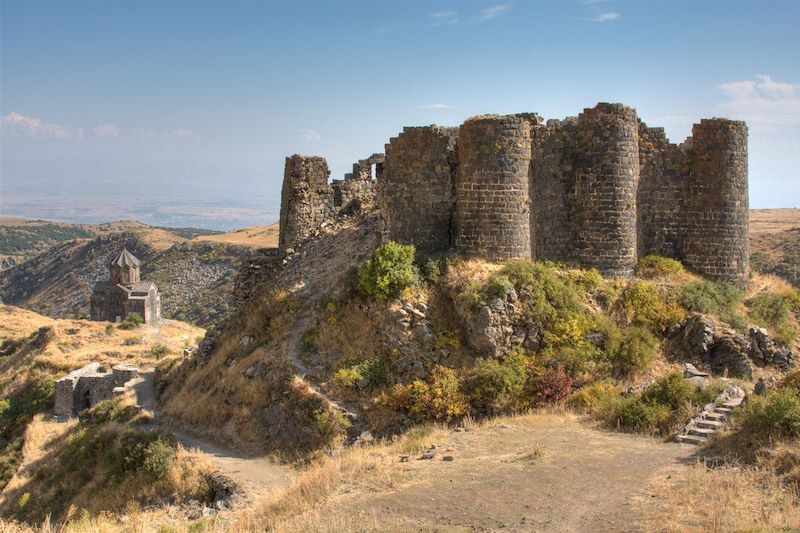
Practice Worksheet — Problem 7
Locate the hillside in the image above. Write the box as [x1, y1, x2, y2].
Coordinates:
[0, 218, 223, 271]
[750, 208, 800, 288]
[0, 225, 260, 326]
[192, 224, 278, 248]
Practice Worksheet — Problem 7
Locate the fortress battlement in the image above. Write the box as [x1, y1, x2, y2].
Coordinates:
[277, 103, 749, 285]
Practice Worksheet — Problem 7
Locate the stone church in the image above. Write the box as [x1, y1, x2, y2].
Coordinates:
[90, 248, 161, 323]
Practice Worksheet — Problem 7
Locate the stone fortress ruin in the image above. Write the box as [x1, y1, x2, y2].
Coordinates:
[277, 102, 749, 286]
[55, 363, 140, 417]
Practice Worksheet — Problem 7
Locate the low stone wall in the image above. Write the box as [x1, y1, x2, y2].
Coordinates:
[54, 362, 140, 418]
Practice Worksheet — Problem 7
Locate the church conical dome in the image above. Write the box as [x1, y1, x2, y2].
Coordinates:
[110, 248, 141, 268]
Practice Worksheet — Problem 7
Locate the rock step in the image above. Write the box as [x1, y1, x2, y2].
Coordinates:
[722, 398, 744, 408]
[678, 434, 707, 445]
[696, 419, 725, 429]
[688, 426, 717, 437]
[714, 407, 733, 414]
[704, 411, 727, 421]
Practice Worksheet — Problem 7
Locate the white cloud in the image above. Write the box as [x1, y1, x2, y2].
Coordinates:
[429, 10, 460, 25]
[417, 103, 454, 109]
[172, 128, 198, 140]
[717, 74, 800, 128]
[473, 4, 512, 23]
[1, 112, 84, 140]
[92, 123, 120, 138]
[590, 12, 620, 22]
[301, 129, 321, 141]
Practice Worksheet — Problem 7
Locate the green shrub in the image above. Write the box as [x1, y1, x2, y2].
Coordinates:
[357, 242, 418, 300]
[123, 336, 142, 346]
[465, 350, 529, 408]
[335, 356, 387, 389]
[17, 492, 30, 509]
[635, 255, 685, 278]
[748, 290, 800, 345]
[141, 438, 176, 480]
[313, 408, 351, 437]
[640, 372, 714, 409]
[735, 388, 800, 440]
[333, 367, 362, 388]
[597, 394, 673, 433]
[566, 382, 619, 413]
[104, 324, 115, 335]
[384, 366, 467, 421]
[678, 280, 742, 315]
[118, 313, 145, 330]
[590, 373, 718, 435]
[485, 274, 514, 300]
[781, 369, 800, 392]
[621, 280, 685, 333]
[148, 344, 172, 359]
[0, 399, 11, 419]
[612, 327, 658, 377]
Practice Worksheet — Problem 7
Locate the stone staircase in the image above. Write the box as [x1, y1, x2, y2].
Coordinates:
[677, 385, 746, 445]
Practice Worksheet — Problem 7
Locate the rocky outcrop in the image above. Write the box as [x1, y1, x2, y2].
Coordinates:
[749, 326, 795, 370]
[670, 314, 795, 378]
[452, 287, 541, 358]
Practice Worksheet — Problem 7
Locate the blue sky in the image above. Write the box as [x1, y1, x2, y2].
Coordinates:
[1, 1, 799, 228]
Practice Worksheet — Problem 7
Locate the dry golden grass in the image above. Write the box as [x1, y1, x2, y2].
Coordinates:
[0, 304, 204, 397]
[749, 208, 800, 236]
[192, 224, 278, 248]
[643, 460, 800, 532]
[2, 415, 76, 496]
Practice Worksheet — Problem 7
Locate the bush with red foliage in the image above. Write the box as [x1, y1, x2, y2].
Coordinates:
[529, 365, 573, 406]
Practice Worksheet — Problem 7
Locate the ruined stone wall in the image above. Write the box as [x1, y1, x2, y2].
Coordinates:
[377, 126, 458, 253]
[54, 363, 140, 417]
[683, 119, 749, 286]
[278, 155, 333, 253]
[453, 115, 532, 261]
[332, 154, 383, 214]
[112, 364, 138, 387]
[636, 124, 689, 259]
[232, 248, 282, 306]
[530, 118, 577, 262]
[274, 104, 750, 286]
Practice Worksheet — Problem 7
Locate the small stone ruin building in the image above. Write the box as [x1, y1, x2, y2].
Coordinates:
[54, 363, 139, 417]
[90, 248, 161, 323]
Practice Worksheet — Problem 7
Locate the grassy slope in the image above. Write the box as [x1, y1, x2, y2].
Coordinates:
[0, 304, 205, 493]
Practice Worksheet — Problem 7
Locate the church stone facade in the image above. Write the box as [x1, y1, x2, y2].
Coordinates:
[90, 248, 161, 323]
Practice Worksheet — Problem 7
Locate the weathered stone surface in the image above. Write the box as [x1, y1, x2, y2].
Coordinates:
[683, 119, 749, 287]
[270, 103, 751, 299]
[454, 115, 532, 261]
[279, 155, 334, 253]
[55, 362, 140, 417]
[749, 327, 795, 370]
[378, 126, 457, 253]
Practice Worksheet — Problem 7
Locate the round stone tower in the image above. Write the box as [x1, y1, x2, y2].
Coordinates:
[571, 103, 640, 277]
[278, 155, 333, 254]
[453, 115, 532, 261]
[683, 119, 749, 286]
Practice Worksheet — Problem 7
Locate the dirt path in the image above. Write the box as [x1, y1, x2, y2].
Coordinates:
[321, 414, 697, 532]
[133, 370, 291, 494]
